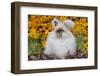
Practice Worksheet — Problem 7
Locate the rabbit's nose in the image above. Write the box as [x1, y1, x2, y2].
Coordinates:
[56, 28, 64, 33]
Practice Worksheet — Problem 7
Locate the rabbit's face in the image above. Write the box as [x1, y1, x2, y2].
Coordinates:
[52, 18, 68, 38]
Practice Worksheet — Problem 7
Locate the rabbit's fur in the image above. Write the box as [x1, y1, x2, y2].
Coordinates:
[44, 18, 76, 59]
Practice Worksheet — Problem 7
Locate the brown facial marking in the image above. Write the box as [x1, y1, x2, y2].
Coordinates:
[56, 28, 64, 33]
[56, 28, 64, 38]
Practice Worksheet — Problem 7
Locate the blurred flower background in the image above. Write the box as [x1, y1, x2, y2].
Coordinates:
[28, 15, 88, 60]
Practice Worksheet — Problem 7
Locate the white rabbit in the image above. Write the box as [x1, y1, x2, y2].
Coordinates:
[44, 18, 76, 59]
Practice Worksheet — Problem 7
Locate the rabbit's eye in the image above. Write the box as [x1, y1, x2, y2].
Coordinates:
[54, 21, 58, 26]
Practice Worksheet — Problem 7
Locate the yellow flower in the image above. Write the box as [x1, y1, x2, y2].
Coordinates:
[28, 33, 32, 38]
[28, 21, 32, 28]
[42, 30, 49, 38]
[42, 39, 46, 47]
[59, 16, 67, 21]
[30, 28, 39, 39]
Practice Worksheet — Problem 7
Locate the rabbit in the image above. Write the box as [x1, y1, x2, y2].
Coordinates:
[44, 18, 76, 59]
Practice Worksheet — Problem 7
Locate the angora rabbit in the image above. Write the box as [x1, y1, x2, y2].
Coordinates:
[44, 18, 76, 59]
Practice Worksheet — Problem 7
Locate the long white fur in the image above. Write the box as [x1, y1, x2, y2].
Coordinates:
[44, 18, 76, 59]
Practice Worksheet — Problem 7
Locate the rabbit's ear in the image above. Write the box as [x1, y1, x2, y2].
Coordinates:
[63, 20, 75, 29]
[52, 18, 60, 27]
